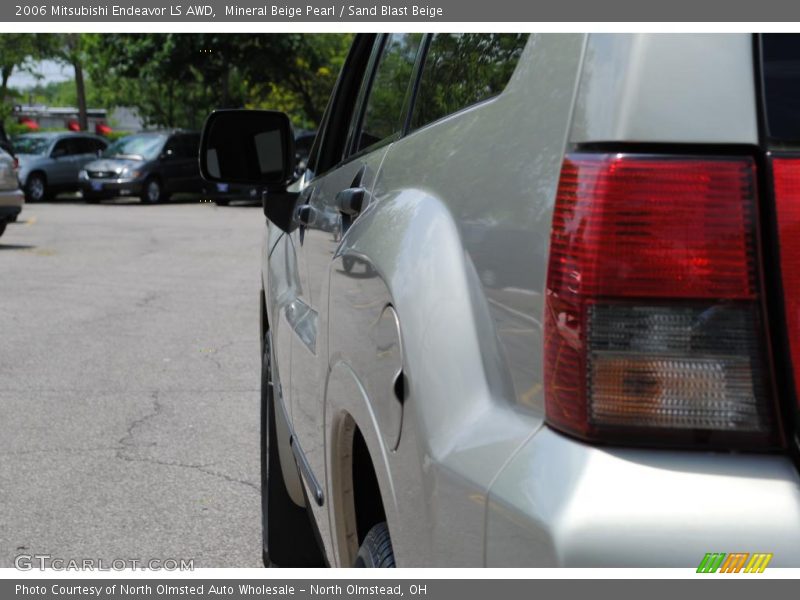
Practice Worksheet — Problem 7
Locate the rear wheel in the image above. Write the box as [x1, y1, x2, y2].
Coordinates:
[25, 173, 47, 203]
[353, 522, 395, 568]
[261, 332, 324, 567]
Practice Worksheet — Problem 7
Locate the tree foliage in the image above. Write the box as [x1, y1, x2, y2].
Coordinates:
[0, 34, 38, 119]
[411, 33, 528, 128]
[1, 33, 352, 132]
[84, 33, 351, 130]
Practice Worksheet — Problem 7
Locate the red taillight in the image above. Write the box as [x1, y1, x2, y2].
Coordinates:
[544, 154, 776, 446]
[772, 158, 800, 409]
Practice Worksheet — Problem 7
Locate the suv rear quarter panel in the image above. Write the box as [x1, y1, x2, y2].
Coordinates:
[325, 33, 586, 565]
[486, 33, 800, 567]
[570, 33, 759, 145]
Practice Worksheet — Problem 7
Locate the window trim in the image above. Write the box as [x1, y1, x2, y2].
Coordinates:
[306, 33, 378, 179]
[343, 33, 390, 159]
[345, 33, 426, 160]
[402, 33, 432, 136]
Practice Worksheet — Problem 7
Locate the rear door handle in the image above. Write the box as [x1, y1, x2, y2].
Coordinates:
[335, 187, 369, 217]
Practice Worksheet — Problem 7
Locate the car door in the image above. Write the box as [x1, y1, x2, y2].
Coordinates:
[160, 135, 184, 193]
[75, 137, 105, 169]
[48, 138, 79, 185]
[71, 137, 102, 185]
[173, 133, 202, 193]
[289, 33, 424, 523]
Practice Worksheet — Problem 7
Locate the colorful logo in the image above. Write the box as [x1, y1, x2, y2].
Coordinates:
[697, 553, 773, 573]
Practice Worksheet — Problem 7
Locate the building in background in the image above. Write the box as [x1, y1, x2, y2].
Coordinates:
[11, 105, 143, 135]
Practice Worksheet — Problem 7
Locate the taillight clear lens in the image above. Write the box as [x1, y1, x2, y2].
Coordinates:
[544, 154, 776, 446]
[772, 158, 800, 410]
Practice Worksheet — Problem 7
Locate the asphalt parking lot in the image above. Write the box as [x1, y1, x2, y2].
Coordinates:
[0, 198, 264, 567]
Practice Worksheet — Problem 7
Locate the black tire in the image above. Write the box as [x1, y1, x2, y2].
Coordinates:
[353, 522, 395, 568]
[8, 214, 17, 222]
[0, 220, 6, 238]
[24, 173, 47, 203]
[140, 177, 164, 203]
[261, 332, 324, 567]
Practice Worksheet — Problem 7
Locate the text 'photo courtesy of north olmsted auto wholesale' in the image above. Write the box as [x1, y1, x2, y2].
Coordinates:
[1, 0, 800, 598]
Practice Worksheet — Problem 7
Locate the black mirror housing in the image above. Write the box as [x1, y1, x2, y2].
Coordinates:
[199, 109, 295, 189]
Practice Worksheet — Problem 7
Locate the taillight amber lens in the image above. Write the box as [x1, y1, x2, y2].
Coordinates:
[544, 154, 776, 446]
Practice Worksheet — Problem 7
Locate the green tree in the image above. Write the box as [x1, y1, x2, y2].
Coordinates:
[0, 34, 37, 119]
[34, 34, 93, 130]
[84, 34, 352, 131]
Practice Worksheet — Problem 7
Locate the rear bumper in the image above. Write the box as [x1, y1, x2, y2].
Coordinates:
[0, 188, 24, 209]
[486, 426, 800, 567]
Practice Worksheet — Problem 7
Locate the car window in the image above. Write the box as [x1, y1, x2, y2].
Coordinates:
[104, 134, 166, 161]
[180, 134, 200, 159]
[410, 34, 529, 131]
[306, 35, 377, 176]
[164, 136, 180, 157]
[13, 136, 50, 155]
[353, 33, 423, 154]
[52, 138, 79, 157]
[76, 137, 103, 154]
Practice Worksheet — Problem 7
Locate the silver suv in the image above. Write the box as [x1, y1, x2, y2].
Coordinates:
[0, 147, 23, 237]
[200, 33, 800, 567]
[15, 132, 107, 202]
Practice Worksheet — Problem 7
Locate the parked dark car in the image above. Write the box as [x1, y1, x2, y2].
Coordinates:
[80, 130, 203, 203]
[15, 132, 108, 202]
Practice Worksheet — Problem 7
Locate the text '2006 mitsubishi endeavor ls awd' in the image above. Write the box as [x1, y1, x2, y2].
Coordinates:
[199, 33, 800, 567]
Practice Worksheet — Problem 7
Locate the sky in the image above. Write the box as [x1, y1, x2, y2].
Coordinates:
[7, 60, 72, 90]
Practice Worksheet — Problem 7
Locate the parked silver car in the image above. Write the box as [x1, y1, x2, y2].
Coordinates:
[200, 33, 800, 567]
[0, 147, 23, 237]
[15, 132, 107, 202]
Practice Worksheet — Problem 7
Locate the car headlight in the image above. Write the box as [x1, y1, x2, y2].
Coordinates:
[78, 169, 88, 180]
[120, 167, 141, 179]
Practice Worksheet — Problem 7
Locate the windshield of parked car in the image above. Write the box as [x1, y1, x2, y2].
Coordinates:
[13, 136, 51, 155]
[103, 134, 167, 161]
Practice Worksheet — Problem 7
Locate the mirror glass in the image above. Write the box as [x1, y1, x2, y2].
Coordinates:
[201, 110, 292, 186]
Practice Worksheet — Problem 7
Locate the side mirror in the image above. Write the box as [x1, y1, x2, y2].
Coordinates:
[199, 109, 294, 189]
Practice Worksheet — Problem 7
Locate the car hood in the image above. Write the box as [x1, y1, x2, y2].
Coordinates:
[83, 157, 143, 174]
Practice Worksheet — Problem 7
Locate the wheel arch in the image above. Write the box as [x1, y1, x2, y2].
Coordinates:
[24, 169, 47, 186]
[325, 186, 528, 565]
[326, 370, 393, 568]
